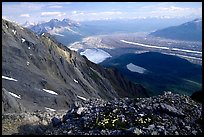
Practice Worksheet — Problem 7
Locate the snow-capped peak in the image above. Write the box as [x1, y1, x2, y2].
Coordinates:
[29, 18, 80, 35]
[22, 21, 35, 28]
[50, 19, 60, 22]
[62, 18, 71, 22]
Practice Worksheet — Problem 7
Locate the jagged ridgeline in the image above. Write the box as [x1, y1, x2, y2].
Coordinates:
[2, 18, 148, 113]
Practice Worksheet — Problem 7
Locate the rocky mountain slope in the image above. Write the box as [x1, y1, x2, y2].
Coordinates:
[2, 18, 148, 113]
[45, 92, 202, 135]
[149, 18, 202, 41]
[2, 92, 202, 135]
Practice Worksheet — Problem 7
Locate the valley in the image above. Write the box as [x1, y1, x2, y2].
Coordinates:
[69, 33, 202, 65]
[18, 17, 202, 97]
[68, 33, 202, 96]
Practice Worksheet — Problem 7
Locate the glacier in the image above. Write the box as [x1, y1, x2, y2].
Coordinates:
[80, 48, 111, 64]
[126, 63, 147, 74]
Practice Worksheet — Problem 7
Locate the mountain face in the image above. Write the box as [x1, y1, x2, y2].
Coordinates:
[101, 52, 202, 96]
[29, 18, 80, 35]
[28, 18, 83, 45]
[149, 18, 202, 41]
[2, 19, 148, 113]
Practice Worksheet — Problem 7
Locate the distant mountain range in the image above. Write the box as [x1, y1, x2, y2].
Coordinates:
[28, 18, 80, 35]
[24, 18, 197, 46]
[26, 18, 83, 45]
[149, 18, 202, 41]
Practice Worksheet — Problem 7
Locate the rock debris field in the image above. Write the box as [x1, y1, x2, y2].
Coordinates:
[2, 92, 202, 135]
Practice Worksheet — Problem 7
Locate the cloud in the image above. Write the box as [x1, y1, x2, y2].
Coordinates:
[70, 11, 123, 21]
[89, 11, 122, 16]
[72, 11, 84, 15]
[41, 12, 66, 17]
[2, 2, 202, 23]
[155, 6, 201, 17]
[72, 11, 77, 14]
[20, 14, 30, 18]
[48, 5, 63, 8]
[158, 6, 190, 11]
[51, 2, 71, 5]
[19, 2, 46, 11]
[139, 4, 202, 19]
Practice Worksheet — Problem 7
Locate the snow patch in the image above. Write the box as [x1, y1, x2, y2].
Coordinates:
[45, 107, 56, 112]
[52, 33, 64, 37]
[171, 48, 202, 54]
[138, 114, 144, 117]
[164, 53, 202, 61]
[80, 48, 112, 64]
[28, 47, 31, 50]
[12, 29, 16, 35]
[120, 40, 201, 54]
[41, 33, 45, 36]
[74, 79, 78, 83]
[27, 61, 30, 66]
[77, 95, 87, 101]
[126, 63, 147, 74]
[2, 76, 18, 81]
[42, 89, 58, 95]
[8, 92, 21, 99]
[68, 46, 78, 51]
[21, 38, 25, 43]
[66, 27, 78, 34]
[120, 40, 169, 50]
[5, 25, 8, 29]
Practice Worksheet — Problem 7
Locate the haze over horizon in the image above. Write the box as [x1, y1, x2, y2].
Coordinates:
[2, 2, 202, 25]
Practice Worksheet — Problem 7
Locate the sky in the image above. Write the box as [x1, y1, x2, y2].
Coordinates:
[2, 2, 202, 25]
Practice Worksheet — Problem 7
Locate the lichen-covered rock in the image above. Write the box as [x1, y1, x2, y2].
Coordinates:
[159, 103, 184, 116]
[43, 93, 202, 135]
[2, 92, 202, 135]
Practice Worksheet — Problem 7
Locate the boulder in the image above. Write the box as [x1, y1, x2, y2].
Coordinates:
[51, 117, 62, 127]
[159, 103, 184, 117]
